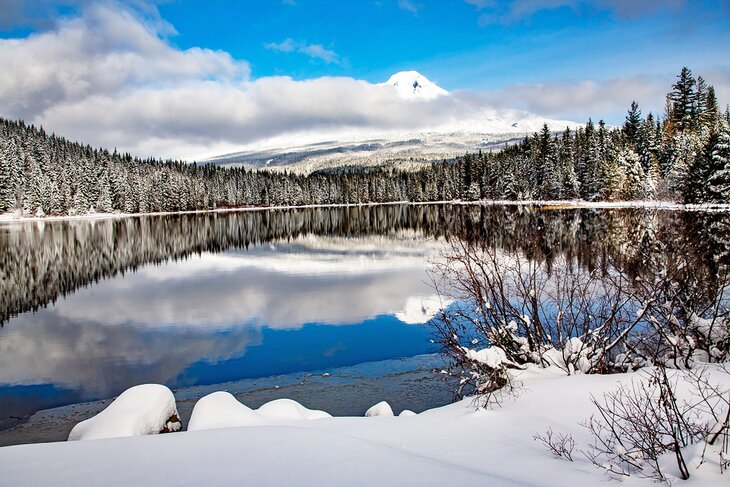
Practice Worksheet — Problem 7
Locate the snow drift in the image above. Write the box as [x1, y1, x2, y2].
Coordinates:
[4, 366, 727, 486]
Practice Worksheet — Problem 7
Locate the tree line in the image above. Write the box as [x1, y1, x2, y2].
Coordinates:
[0, 67, 728, 217]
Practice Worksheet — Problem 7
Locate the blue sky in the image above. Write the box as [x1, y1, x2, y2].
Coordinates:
[154, 0, 730, 90]
[0, 0, 728, 158]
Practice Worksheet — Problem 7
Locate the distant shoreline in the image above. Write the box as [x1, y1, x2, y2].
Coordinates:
[2, 198, 729, 225]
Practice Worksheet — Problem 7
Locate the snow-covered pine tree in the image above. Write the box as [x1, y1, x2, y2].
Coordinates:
[618, 147, 646, 200]
[559, 128, 580, 199]
[707, 124, 730, 202]
[0, 137, 13, 213]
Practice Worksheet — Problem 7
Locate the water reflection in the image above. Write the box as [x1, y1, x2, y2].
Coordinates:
[3, 205, 729, 324]
[1, 205, 729, 427]
[0, 223, 444, 426]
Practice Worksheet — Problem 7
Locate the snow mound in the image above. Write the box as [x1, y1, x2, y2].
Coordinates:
[382, 71, 449, 100]
[256, 398, 332, 421]
[188, 392, 263, 431]
[399, 410, 417, 417]
[365, 401, 394, 417]
[68, 384, 181, 441]
[188, 395, 331, 431]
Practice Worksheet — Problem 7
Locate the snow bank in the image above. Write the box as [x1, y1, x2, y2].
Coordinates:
[365, 401, 394, 417]
[68, 384, 181, 441]
[4, 368, 728, 486]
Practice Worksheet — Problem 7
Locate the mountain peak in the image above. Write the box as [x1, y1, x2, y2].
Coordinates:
[383, 71, 449, 100]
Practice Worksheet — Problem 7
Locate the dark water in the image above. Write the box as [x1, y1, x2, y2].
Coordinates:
[1, 204, 728, 431]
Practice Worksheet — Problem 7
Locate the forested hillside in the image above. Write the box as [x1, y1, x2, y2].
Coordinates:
[0, 67, 728, 217]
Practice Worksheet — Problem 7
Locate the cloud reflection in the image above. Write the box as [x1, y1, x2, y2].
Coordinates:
[47, 234, 441, 329]
[0, 233, 442, 398]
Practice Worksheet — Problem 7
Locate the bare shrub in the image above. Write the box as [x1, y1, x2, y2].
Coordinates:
[582, 366, 729, 481]
[534, 428, 575, 462]
[430, 237, 730, 397]
[623, 267, 730, 369]
[429, 238, 647, 395]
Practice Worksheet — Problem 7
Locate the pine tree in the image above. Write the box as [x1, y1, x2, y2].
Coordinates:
[537, 124, 560, 199]
[668, 67, 696, 133]
[559, 128, 579, 199]
[623, 101, 642, 148]
[703, 86, 721, 129]
[578, 120, 601, 200]
[97, 177, 113, 213]
[0, 141, 13, 213]
[637, 112, 657, 172]
[618, 148, 645, 200]
[694, 76, 708, 126]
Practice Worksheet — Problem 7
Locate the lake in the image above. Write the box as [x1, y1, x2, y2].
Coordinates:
[1, 204, 728, 439]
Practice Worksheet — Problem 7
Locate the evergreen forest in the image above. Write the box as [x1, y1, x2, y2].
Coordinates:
[1, 67, 728, 217]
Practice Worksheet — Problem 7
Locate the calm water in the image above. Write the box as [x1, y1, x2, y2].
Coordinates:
[1, 204, 728, 429]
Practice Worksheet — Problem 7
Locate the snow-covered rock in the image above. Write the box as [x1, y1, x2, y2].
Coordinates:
[187, 391, 263, 431]
[68, 384, 181, 441]
[365, 401, 394, 417]
[382, 71, 449, 100]
[256, 398, 332, 421]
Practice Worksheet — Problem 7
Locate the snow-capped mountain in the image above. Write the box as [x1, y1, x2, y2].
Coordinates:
[381, 71, 449, 100]
[203, 71, 580, 173]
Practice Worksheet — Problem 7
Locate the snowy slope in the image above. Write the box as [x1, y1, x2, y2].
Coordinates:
[1, 367, 727, 486]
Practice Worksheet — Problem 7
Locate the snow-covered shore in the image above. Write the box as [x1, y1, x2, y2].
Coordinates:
[1, 199, 729, 225]
[1, 367, 727, 486]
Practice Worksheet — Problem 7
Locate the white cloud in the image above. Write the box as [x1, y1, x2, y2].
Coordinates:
[483, 76, 665, 119]
[483, 70, 730, 121]
[2, 4, 724, 161]
[0, 4, 248, 122]
[265, 38, 297, 53]
[299, 43, 339, 64]
[0, 4, 511, 160]
[265, 38, 339, 63]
